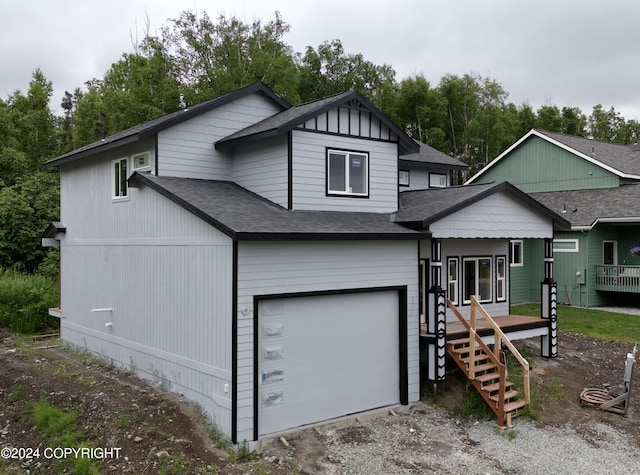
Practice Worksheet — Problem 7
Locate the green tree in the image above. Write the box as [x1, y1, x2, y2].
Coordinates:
[588, 104, 626, 143]
[535, 105, 562, 132]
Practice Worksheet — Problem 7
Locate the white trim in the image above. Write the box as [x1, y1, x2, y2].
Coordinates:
[510, 240, 523, 267]
[132, 151, 150, 170]
[112, 157, 128, 200]
[327, 149, 369, 196]
[553, 239, 579, 253]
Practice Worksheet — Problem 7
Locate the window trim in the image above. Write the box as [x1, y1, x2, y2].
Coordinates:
[510, 240, 523, 267]
[553, 239, 579, 253]
[326, 148, 369, 197]
[399, 169, 410, 187]
[112, 157, 128, 201]
[462, 256, 493, 305]
[132, 152, 150, 170]
[429, 172, 447, 188]
[496, 255, 507, 302]
[447, 257, 459, 305]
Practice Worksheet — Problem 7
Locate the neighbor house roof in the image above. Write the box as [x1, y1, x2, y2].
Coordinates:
[529, 183, 640, 230]
[128, 173, 428, 241]
[43, 83, 291, 169]
[467, 129, 640, 183]
[215, 90, 420, 155]
[399, 140, 468, 170]
[393, 181, 571, 230]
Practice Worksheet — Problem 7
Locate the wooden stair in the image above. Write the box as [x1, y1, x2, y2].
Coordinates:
[447, 337, 527, 428]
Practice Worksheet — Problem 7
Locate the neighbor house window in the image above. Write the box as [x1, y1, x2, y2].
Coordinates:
[429, 173, 447, 188]
[553, 239, 579, 253]
[399, 170, 410, 186]
[463, 257, 492, 304]
[510, 240, 523, 266]
[327, 149, 368, 196]
[113, 157, 128, 199]
[496, 256, 506, 302]
[447, 258, 459, 305]
[132, 152, 150, 170]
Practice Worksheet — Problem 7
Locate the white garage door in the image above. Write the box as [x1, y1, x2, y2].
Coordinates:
[258, 290, 400, 436]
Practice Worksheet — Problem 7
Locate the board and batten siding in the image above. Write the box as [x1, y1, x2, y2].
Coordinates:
[235, 240, 420, 442]
[231, 135, 289, 207]
[291, 130, 398, 212]
[158, 93, 283, 180]
[59, 159, 235, 435]
[478, 136, 620, 193]
[429, 191, 554, 239]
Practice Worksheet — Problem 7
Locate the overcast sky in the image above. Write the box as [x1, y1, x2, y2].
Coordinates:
[2, 0, 640, 122]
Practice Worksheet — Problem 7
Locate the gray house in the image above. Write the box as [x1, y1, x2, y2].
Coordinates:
[43, 83, 568, 442]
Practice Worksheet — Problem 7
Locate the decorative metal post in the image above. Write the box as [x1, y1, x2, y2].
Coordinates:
[541, 238, 558, 358]
[426, 239, 447, 382]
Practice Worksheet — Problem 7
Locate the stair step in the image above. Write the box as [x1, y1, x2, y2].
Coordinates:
[483, 381, 514, 392]
[450, 346, 485, 356]
[470, 363, 497, 373]
[447, 338, 476, 347]
[474, 372, 501, 383]
[489, 390, 519, 402]
[504, 399, 527, 413]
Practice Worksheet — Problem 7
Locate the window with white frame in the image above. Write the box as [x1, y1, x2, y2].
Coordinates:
[399, 170, 410, 186]
[132, 152, 150, 170]
[112, 157, 128, 199]
[510, 240, 523, 266]
[553, 239, 579, 253]
[496, 256, 506, 302]
[447, 258, 459, 305]
[429, 173, 447, 188]
[463, 257, 492, 304]
[327, 149, 368, 196]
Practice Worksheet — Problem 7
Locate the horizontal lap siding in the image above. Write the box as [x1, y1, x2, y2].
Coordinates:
[291, 130, 398, 212]
[60, 163, 235, 434]
[235, 240, 419, 442]
[231, 136, 288, 207]
[158, 94, 283, 180]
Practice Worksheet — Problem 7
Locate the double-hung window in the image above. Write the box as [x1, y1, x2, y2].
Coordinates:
[463, 257, 492, 304]
[496, 256, 507, 302]
[327, 149, 368, 196]
[113, 157, 128, 199]
[447, 258, 459, 305]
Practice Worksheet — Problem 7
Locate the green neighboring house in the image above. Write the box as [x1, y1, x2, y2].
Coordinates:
[467, 129, 640, 307]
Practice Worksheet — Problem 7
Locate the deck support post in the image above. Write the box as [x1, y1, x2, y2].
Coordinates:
[426, 239, 447, 381]
[540, 238, 558, 358]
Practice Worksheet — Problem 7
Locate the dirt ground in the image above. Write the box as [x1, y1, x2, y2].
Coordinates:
[0, 328, 638, 474]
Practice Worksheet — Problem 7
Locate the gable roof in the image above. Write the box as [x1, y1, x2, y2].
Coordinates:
[529, 183, 640, 230]
[399, 139, 468, 170]
[393, 181, 571, 230]
[43, 82, 291, 169]
[128, 172, 428, 241]
[467, 129, 640, 183]
[215, 90, 420, 155]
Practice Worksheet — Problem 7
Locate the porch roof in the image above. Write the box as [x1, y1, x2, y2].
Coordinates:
[530, 183, 640, 230]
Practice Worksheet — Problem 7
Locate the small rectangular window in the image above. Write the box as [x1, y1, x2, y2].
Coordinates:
[429, 173, 447, 188]
[327, 149, 368, 196]
[510, 240, 523, 266]
[112, 158, 128, 199]
[553, 239, 579, 253]
[132, 152, 150, 170]
[399, 170, 410, 186]
[447, 258, 459, 305]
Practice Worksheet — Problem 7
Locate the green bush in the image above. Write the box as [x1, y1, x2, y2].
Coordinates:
[0, 269, 58, 333]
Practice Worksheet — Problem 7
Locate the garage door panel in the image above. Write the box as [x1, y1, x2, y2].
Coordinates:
[258, 291, 400, 436]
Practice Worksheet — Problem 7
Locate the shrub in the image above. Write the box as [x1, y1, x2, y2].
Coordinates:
[0, 269, 58, 333]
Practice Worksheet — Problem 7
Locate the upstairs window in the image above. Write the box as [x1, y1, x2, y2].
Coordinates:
[113, 157, 128, 199]
[132, 152, 150, 170]
[327, 149, 368, 196]
[429, 173, 447, 188]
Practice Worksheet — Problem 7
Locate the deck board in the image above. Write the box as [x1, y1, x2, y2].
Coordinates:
[420, 315, 548, 338]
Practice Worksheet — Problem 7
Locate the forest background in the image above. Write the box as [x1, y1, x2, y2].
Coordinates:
[2, 9, 640, 277]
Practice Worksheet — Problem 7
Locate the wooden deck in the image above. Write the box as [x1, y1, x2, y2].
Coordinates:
[420, 315, 549, 340]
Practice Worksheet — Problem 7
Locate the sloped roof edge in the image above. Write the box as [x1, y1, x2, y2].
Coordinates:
[43, 82, 291, 169]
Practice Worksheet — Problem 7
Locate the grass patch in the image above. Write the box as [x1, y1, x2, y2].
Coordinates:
[0, 269, 59, 333]
[8, 385, 22, 403]
[511, 303, 640, 344]
[25, 394, 101, 474]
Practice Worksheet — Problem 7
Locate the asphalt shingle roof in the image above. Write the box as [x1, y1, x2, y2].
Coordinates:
[399, 139, 468, 170]
[129, 173, 427, 240]
[530, 183, 640, 229]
